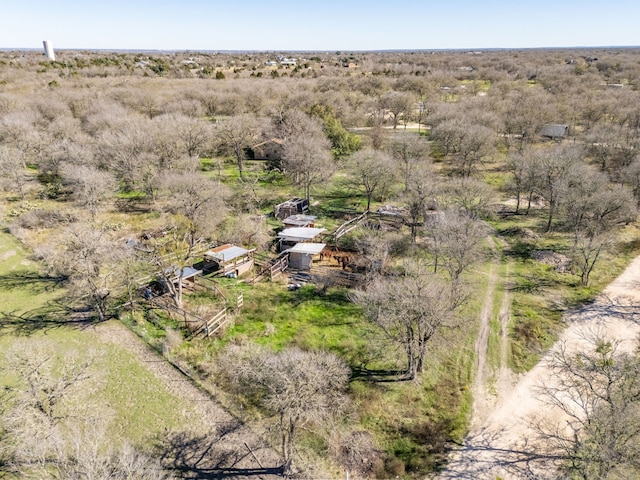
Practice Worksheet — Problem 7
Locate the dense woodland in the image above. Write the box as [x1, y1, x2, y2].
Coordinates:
[1, 47, 640, 479]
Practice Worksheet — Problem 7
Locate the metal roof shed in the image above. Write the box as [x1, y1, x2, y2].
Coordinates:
[283, 214, 317, 228]
[204, 244, 255, 276]
[278, 226, 326, 246]
[286, 243, 326, 271]
[164, 266, 203, 283]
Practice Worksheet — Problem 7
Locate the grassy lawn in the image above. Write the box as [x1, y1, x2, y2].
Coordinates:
[159, 256, 483, 475]
[0, 226, 63, 314]
[0, 226, 195, 452]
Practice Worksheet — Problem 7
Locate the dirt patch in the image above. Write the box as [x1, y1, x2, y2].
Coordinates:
[531, 250, 570, 272]
[0, 249, 16, 261]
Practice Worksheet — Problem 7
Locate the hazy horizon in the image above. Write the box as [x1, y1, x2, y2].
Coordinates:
[2, 0, 639, 52]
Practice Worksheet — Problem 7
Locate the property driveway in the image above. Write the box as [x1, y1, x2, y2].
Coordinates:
[437, 255, 640, 479]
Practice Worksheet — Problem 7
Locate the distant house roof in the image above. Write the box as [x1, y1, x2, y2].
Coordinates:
[286, 243, 326, 255]
[540, 124, 569, 139]
[278, 227, 326, 242]
[205, 244, 254, 262]
[251, 138, 284, 149]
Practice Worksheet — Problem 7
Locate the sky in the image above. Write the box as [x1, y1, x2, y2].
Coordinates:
[1, 0, 638, 52]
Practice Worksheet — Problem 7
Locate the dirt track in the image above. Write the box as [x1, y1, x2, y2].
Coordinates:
[437, 254, 640, 479]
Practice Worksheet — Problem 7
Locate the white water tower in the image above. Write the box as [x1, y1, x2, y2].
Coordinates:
[43, 40, 55, 61]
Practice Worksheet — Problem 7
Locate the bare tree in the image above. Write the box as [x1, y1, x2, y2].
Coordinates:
[452, 123, 496, 178]
[439, 176, 496, 219]
[147, 173, 228, 308]
[535, 333, 640, 479]
[0, 146, 29, 201]
[506, 151, 541, 215]
[387, 133, 431, 192]
[352, 265, 464, 380]
[215, 114, 262, 179]
[218, 345, 351, 471]
[347, 149, 396, 211]
[61, 164, 117, 219]
[281, 116, 334, 201]
[379, 91, 415, 130]
[404, 162, 438, 242]
[426, 210, 488, 284]
[96, 119, 150, 192]
[621, 156, 640, 208]
[41, 224, 125, 321]
[161, 172, 228, 241]
[563, 164, 635, 236]
[534, 145, 581, 232]
[151, 113, 212, 162]
[571, 230, 614, 287]
[1, 339, 169, 479]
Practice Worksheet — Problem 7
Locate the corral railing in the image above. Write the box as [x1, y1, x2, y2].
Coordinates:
[332, 211, 369, 241]
[253, 253, 289, 283]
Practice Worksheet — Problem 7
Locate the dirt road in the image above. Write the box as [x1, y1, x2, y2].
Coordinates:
[437, 254, 640, 479]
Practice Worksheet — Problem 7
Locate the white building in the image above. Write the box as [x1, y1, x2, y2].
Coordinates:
[43, 40, 55, 61]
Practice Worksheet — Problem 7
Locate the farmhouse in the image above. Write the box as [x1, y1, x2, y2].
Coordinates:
[249, 137, 284, 161]
[204, 244, 255, 277]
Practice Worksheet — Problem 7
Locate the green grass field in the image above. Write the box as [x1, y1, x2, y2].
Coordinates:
[0, 226, 195, 454]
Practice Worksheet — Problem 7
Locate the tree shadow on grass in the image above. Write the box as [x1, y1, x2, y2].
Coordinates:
[506, 274, 560, 294]
[351, 366, 410, 382]
[0, 299, 99, 337]
[154, 420, 284, 479]
[0, 271, 66, 294]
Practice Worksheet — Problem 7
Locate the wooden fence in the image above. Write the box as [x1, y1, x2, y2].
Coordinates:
[332, 211, 369, 241]
[253, 254, 289, 283]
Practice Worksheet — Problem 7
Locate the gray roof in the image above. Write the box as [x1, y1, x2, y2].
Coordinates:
[286, 243, 326, 255]
[540, 124, 569, 138]
[164, 266, 202, 280]
[278, 227, 326, 242]
[283, 214, 316, 227]
[205, 245, 253, 262]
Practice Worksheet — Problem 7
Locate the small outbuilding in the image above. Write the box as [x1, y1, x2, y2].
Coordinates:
[286, 243, 326, 271]
[540, 124, 569, 140]
[275, 198, 309, 220]
[163, 266, 203, 286]
[277, 227, 326, 251]
[204, 244, 255, 277]
[283, 214, 317, 228]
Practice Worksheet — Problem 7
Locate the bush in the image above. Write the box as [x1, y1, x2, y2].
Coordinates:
[14, 208, 76, 229]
